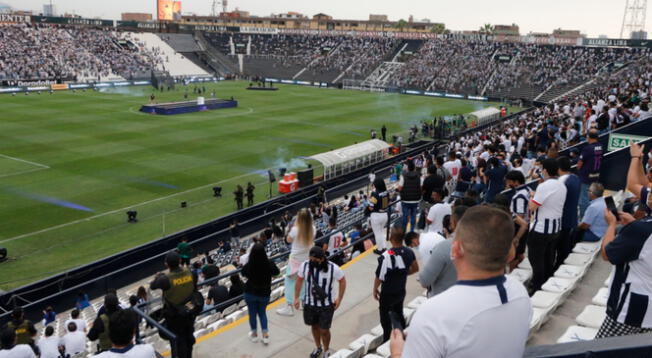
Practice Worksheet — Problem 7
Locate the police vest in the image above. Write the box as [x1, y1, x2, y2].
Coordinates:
[7, 320, 31, 345]
[98, 314, 111, 351]
[164, 268, 195, 306]
[400, 171, 421, 202]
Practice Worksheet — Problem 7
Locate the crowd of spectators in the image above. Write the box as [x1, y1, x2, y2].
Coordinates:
[0, 24, 162, 81]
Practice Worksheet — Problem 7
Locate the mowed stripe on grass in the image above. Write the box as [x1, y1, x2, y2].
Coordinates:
[0, 81, 514, 290]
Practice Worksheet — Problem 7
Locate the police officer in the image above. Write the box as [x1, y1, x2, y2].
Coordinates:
[234, 185, 244, 210]
[246, 182, 255, 207]
[87, 293, 121, 354]
[150, 252, 200, 358]
[3, 307, 37, 354]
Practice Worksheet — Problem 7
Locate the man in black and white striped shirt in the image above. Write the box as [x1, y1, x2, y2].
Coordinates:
[506, 170, 531, 264]
[528, 159, 567, 292]
[294, 247, 346, 358]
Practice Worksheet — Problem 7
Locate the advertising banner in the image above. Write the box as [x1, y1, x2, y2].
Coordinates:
[51, 84, 69, 91]
[0, 14, 31, 23]
[158, 0, 182, 21]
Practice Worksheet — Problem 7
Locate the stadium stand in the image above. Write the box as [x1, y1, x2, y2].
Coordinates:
[130, 32, 209, 77]
[5, 24, 652, 358]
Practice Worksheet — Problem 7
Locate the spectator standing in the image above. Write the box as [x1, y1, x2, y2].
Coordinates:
[398, 160, 421, 232]
[230, 220, 241, 248]
[88, 294, 121, 354]
[277, 208, 314, 317]
[404, 231, 445, 262]
[506, 170, 531, 268]
[484, 157, 508, 203]
[150, 252, 201, 358]
[373, 227, 418, 342]
[426, 189, 451, 235]
[294, 247, 346, 358]
[368, 178, 390, 255]
[596, 210, 652, 338]
[528, 159, 567, 292]
[578, 183, 608, 242]
[36, 327, 59, 358]
[94, 310, 156, 358]
[61, 322, 86, 356]
[626, 143, 651, 217]
[390, 206, 532, 358]
[0, 328, 35, 358]
[176, 237, 192, 267]
[242, 243, 280, 344]
[204, 282, 229, 314]
[555, 156, 582, 270]
[421, 164, 445, 213]
[577, 129, 604, 217]
[452, 159, 473, 198]
[3, 307, 37, 352]
[76, 291, 91, 310]
[418, 205, 468, 298]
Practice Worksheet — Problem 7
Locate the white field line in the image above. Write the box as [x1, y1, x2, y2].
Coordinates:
[0, 170, 264, 244]
[0, 153, 50, 169]
[0, 167, 48, 179]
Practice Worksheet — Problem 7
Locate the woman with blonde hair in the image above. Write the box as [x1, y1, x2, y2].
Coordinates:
[276, 208, 314, 316]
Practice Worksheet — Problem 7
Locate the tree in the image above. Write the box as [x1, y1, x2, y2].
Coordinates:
[430, 23, 447, 34]
[479, 23, 495, 35]
[395, 19, 408, 32]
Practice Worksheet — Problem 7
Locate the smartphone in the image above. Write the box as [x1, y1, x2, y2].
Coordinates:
[389, 311, 404, 332]
[605, 196, 619, 219]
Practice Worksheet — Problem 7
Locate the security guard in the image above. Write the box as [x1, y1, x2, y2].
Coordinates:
[87, 293, 121, 353]
[4, 307, 37, 354]
[150, 252, 200, 358]
[234, 185, 244, 210]
[246, 182, 255, 207]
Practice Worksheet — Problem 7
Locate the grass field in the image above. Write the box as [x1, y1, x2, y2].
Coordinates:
[0, 81, 518, 290]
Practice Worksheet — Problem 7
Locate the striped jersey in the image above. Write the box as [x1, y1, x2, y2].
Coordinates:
[298, 260, 344, 307]
[531, 178, 566, 234]
[605, 217, 652, 328]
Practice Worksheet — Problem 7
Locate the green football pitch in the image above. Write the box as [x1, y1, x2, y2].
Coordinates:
[0, 81, 518, 290]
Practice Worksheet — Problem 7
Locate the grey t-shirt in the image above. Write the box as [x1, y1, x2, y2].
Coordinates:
[418, 239, 457, 298]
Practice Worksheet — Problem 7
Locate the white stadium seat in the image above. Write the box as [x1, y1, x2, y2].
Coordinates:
[530, 290, 562, 310]
[542, 277, 576, 295]
[331, 349, 354, 358]
[554, 264, 585, 279]
[592, 287, 610, 307]
[407, 296, 427, 309]
[508, 268, 533, 284]
[557, 325, 598, 343]
[564, 253, 593, 267]
[370, 324, 383, 337]
[576, 305, 606, 329]
[375, 341, 391, 358]
[573, 242, 601, 255]
[517, 258, 532, 270]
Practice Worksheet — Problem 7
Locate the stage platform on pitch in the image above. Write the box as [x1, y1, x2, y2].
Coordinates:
[140, 98, 238, 115]
[246, 86, 279, 91]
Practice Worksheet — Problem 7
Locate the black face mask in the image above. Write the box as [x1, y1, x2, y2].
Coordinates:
[309, 259, 327, 272]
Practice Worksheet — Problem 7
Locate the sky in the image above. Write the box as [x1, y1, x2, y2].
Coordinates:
[0, 0, 642, 38]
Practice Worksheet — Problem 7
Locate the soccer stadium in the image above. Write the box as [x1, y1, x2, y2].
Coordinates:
[0, 0, 651, 357]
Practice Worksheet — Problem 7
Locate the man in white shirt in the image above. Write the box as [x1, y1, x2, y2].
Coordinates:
[0, 328, 36, 358]
[426, 189, 451, 234]
[95, 310, 156, 358]
[405, 231, 446, 261]
[390, 206, 532, 358]
[61, 322, 86, 356]
[36, 327, 60, 358]
[64, 309, 87, 333]
[528, 158, 567, 292]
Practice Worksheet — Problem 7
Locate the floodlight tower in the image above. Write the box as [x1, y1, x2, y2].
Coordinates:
[620, 0, 648, 38]
[211, 0, 228, 17]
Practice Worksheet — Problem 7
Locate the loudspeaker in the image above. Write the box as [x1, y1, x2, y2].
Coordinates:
[181, 202, 187, 208]
[279, 168, 287, 178]
[268, 170, 276, 183]
[297, 168, 314, 188]
[0, 247, 7, 262]
[127, 211, 138, 223]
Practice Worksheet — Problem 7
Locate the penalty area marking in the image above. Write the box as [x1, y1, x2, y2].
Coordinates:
[0, 153, 50, 179]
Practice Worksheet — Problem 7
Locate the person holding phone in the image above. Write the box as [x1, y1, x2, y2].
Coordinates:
[626, 143, 651, 218]
[596, 209, 652, 338]
[374, 226, 418, 342]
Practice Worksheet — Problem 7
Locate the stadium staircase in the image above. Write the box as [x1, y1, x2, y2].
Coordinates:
[131, 32, 209, 77]
[360, 62, 404, 88]
[157, 33, 216, 75]
[195, 32, 239, 76]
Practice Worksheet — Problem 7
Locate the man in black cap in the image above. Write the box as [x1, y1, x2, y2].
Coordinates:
[150, 252, 201, 358]
[88, 293, 121, 353]
[294, 247, 346, 358]
[3, 307, 37, 355]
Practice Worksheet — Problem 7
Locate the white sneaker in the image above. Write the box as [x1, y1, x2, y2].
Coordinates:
[248, 331, 259, 343]
[262, 335, 270, 345]
[276, 304, 294, 317]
